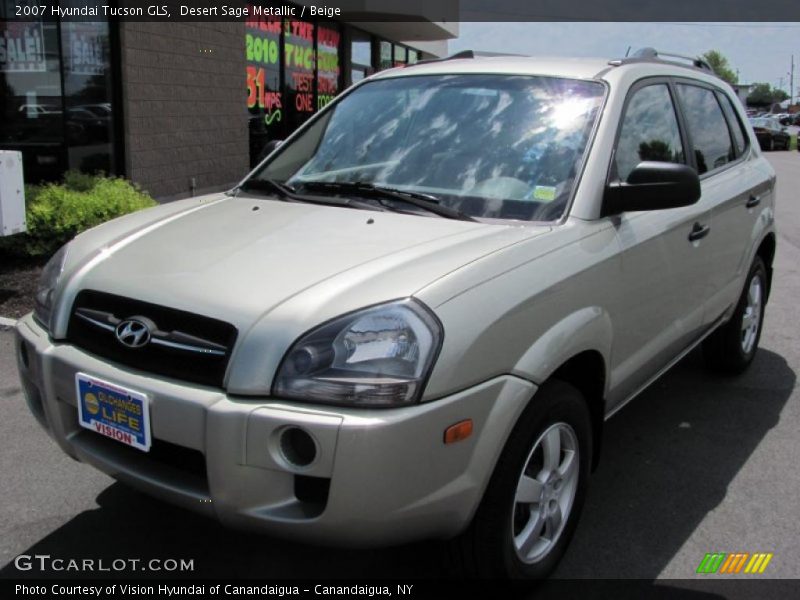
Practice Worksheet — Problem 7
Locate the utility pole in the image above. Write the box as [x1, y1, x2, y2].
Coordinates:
[791, 54, 795, 106]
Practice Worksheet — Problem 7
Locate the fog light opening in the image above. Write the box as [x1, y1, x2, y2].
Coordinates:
[280, 427, 317, 467]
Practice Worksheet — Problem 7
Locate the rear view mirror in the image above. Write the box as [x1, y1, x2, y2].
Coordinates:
[602, 162, 701, 216]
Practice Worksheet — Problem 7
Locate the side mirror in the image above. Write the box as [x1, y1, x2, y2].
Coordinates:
[602, 162, 701, 217]
[257, 139, 283, 163]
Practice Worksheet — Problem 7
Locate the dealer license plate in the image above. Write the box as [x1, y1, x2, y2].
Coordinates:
[75, 373, 151, 452]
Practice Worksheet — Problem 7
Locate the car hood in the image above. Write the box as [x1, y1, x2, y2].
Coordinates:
[58, 194, 545, 338]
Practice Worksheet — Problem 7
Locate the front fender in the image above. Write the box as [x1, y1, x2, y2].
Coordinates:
[511, 306, 612, 395]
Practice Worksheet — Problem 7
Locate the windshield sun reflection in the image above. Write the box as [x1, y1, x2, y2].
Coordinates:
[251, 74, 606, 222]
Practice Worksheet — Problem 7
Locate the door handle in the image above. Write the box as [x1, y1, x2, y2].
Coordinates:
[746, 194, 761, 208]
[688, 222, 710, 242]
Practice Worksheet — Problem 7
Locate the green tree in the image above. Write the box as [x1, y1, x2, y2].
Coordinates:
[747, 83, 789, 107]
[638, 139, 676, 163]
[702, 50, 738, 85]
[773, 88, 789, 102]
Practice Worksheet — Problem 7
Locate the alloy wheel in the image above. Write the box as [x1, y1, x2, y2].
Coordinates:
[741, 274, 763, 355]
[511, 422, 579, 564]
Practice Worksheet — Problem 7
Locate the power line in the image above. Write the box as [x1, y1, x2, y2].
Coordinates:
[458, 15, 800, 28]
[661, 22, 800, 29]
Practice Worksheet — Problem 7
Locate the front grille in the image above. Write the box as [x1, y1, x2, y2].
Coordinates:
[67, 290, 238, 388]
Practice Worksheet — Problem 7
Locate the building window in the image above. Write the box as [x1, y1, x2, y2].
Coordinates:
[379, 41, 392, 70]
[350, 28, 372, 84]
[62, 20, 116, 174]
[317, 23, 340, 110]
[393, 45, 407, 67]
[243, 16, 423, 165]
[245, 12, 283, 165]
[284, 19, 316, 133]
[0, 1, 120, 183]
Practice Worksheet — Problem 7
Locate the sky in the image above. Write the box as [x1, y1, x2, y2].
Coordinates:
[450, 22, 800, 97]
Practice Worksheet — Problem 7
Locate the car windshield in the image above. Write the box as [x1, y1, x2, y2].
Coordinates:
[247, 74, 606, 222]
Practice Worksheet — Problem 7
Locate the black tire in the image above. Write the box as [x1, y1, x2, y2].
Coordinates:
[703, 256, 767, 374]
[451, 379, 592, 579]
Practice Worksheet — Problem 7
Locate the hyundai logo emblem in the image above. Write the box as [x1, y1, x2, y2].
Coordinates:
[115, 318, 151, 349]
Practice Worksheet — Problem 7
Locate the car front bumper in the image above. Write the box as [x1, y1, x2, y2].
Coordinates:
[14, 313, 535, 546]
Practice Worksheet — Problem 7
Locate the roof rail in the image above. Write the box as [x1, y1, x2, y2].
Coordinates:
[416, 50, 475, 66]
[609, 47, 716, 74]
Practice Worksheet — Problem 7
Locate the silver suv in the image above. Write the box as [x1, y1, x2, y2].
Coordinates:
[15, 49, 776, 579]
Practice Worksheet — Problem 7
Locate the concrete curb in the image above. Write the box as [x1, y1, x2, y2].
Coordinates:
[0, 316, 18, 331]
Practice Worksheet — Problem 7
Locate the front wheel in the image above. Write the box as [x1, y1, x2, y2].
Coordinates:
[703, 256, 767, 374]
[452, 379, 592, 579]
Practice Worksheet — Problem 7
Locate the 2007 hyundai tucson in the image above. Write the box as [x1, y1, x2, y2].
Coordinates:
[15, 49, 776, 578]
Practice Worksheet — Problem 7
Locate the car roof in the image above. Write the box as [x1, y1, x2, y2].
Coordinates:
[369, 55, 727, 88]
[371, 56, 612, 81]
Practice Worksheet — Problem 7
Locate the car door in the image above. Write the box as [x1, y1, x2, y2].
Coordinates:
[605, 80, 712, 409]
[675, 85, 775, 326]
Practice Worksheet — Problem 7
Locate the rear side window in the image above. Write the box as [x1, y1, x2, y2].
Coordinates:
[676, 84, 734, 174]
[615, 84, 685, 182]
[717, 93, 749, 157]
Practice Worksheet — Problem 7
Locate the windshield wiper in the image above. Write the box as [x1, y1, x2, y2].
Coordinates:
[232, 178, 298, 200]
[296, 181, 476, 222]
[232, 178, 382, 211]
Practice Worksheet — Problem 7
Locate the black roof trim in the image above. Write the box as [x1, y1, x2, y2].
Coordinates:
[415, 50, 476, 66]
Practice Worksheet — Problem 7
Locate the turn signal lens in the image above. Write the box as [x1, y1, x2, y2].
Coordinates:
[444, 419, 473, 444]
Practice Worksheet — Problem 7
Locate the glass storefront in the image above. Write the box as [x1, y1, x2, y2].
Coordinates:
[350, 29, 372, 83]
[245, 13, 345, 166]
[244, 14, 421, 166]
[2, 3, 429, 180]
[245, 13, 282, 166]
[393, 44, 406, 67]
[0, 0, 119, 182]
[284, 18, 316, 134]
[379, 40, 392, 70]
[316, 23, 340, 110]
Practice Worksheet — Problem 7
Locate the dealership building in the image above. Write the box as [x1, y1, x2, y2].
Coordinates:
[0, 1, 458, 198]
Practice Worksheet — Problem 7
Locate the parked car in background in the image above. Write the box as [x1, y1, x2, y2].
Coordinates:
[15, 48, 776, 579]
[17, 103, 62, 116]
[66, 107, 111, 144]
[749, 117, 791, 151]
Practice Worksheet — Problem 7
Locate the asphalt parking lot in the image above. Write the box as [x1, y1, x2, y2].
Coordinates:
[1, 153, 799, 584]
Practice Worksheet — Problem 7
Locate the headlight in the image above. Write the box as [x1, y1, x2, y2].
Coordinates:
[34, 243, 69, 331]
[273, 299, 443, 407]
